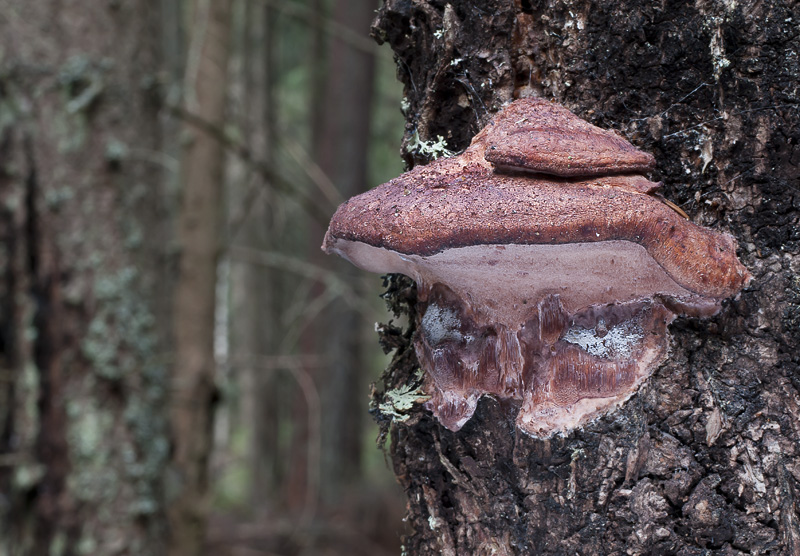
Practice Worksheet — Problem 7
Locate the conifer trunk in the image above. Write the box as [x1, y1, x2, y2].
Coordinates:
[0, 1, 171, 553]
[372, 1, 800, 553]
[169, 0, 232, 553]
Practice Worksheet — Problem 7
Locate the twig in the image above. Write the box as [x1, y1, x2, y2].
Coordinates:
[261, 0, 387, 57]
[241, 354, 322, 543]
[168, 103, 331, 226]
[226, 245, 378, 320]
[0, 453, 26, 467]
[183, 0, 211, 112]
[282, 137, 343, 207]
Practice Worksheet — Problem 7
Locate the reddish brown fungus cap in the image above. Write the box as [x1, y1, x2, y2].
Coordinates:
[322, 99, 750, 305]
[479, 98, 656, 177]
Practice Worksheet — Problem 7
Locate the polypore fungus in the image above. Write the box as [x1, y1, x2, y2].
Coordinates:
[322, 98, 751, 438]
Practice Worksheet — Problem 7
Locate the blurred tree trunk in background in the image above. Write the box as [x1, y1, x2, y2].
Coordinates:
[169, 0, 232, 554]
[202, 0, 407, 545]
[0, 1, 171, 554]
[243, 0, 284, 509]
[372, 0, 800, 554]
[220, 0, 280, 511]
[302, 0, 377, 505]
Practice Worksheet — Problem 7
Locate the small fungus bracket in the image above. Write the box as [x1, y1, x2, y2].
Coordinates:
[478, 99, 655, 177]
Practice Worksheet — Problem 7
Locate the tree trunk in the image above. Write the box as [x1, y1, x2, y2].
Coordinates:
[0, 1, 171, 554]
[233, 0, 282, 509]
[169, 0, 232, 553]
[308, 0, 378, 504]
[371, 1, 800, 554]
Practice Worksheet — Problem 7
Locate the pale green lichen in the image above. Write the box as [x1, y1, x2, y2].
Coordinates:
[379, 369, 430, 422]
[104, 137, 128, 164]
[82, 267, 158, 381]
[66, 395, 119, 504]
[0, 51, 168, 555]
[53, 56, 110, 153]
[12, 463, 45, 491]
[68, 403, 107, 459]
[58, 56, 107, 115]
[44, 187, 75, 210]
[50, 531, 67, 556]
[68, 259, 169, 542]
[67, 189, 169, 548]
[406, 130, 455, 160]
[76, 531, 98, 556]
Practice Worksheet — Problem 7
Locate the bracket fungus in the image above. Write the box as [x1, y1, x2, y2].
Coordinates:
[322, 98, 751, 438]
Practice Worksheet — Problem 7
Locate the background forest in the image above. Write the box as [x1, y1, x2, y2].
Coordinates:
[4, 0, 800, 555]
[203, 1, 408, 552]
[1, 0, 407, 554]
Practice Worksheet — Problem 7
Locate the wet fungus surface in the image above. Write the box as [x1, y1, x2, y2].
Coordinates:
[322, 98, 751, 438]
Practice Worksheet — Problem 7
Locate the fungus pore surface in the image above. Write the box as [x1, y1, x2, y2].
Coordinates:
[322, 98, 751, 438]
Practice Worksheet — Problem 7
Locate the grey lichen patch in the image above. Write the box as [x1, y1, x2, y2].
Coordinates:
[76, 531, 98, 556]
[12, 462, 46, 490]
[58, 56, 107, 115]
[82, 316, 118, 379]
[66, 394, 119, 503]
[123, 392, 169, 516]
[82, 267, 157, 380]
[50, 531, 67, 556]
[70, 258, 168, 538]
[68, 399, 110, 459]
[104, 137, 128, 165]
[44, 187, 75, 211]
[15, 334, 41, 466]
[52, 104, 90, 154]
[51, 56, 109, 153]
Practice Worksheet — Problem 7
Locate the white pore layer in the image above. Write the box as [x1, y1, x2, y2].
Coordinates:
[329, 239, 696, 326]
[562, 319, 644, 358]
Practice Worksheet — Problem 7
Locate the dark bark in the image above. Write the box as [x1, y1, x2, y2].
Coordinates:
[0, 1, 170, 554]
[371, 1, 800, 554]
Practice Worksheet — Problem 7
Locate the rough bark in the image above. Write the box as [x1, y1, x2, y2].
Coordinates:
[371, 1, 800, 554]
[0, 1, 171, 554]
[169, 0, 232, 553]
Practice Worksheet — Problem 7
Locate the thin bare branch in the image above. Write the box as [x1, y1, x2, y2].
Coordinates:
[226, 245, 378, 320]
[238, 354, 322, 541]
[262, 0, 387, 57]
[283, 136, 344, 207]
[167, 104, 332, 226]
